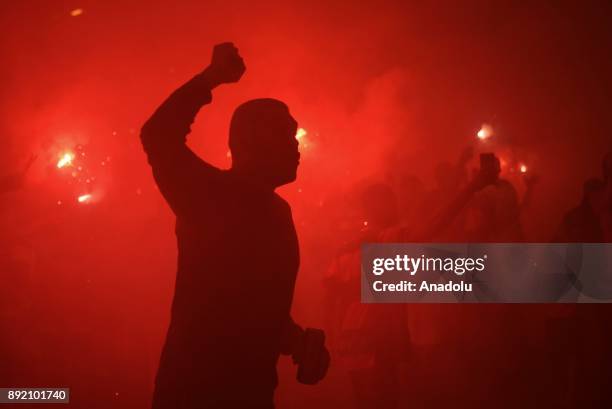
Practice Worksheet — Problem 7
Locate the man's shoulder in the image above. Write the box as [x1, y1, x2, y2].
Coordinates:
[496, 178, 516, 190]
[272, 193, 292, 213]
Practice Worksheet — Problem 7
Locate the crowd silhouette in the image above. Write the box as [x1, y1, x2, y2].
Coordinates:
[323, 149, 612, 408]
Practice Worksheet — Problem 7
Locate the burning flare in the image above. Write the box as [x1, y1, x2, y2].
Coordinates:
[57, 152, 75, 168]
[77, 194, 92, 203]
[477, 124, 493, 141]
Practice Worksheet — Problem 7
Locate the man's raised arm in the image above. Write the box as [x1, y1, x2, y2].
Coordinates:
[140, 43, 245, 214]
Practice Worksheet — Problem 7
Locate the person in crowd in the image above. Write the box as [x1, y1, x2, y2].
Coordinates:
[324, 183, 408, 409]
[140, 43, 328, 409]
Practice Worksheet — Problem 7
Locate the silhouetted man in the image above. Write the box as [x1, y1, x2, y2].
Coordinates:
[141, 43, 327, 409]
[553, 178, 605, 242]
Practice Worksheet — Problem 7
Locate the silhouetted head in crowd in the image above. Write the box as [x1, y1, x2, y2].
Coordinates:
[479, 153, 501, 184]
[582, 178, 606, 213]
[360, 183, 399, 230]
[229, 98, 300, 189]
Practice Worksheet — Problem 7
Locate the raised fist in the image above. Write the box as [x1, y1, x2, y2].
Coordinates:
[206, 42, 246, 85]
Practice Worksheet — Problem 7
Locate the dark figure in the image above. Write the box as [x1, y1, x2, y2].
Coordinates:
[424, 152, 523, 242]
[564, 156, 612, 408]
[141, 43, 328, 409]
[553, 178, 605, 242]
[325, 183, 408, 409]
[423, 146, 474, 240]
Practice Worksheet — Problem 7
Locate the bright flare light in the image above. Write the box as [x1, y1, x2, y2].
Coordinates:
[77, 194, 92, 203]
[520, 164, 528, 173]
[70, 8, 84, 17]
[296, 128, 307, 140]
[477, 124, 493, 141]
[57, 152, 75, 168]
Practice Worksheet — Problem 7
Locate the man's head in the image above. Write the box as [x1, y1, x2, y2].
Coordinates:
[479, 153, 501, 183]
[229, 98, 300, 188]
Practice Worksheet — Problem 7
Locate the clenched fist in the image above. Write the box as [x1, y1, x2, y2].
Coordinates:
[204, 42, 246, 87]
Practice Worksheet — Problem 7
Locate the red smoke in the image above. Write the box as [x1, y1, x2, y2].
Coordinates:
[1, 1, 612, 408]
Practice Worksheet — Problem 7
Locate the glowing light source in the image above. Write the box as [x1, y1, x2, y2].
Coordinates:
[77, 194, 92, 203]
[296, 128, 307, 140]
[57, 152, 75, 168]
[477, 124, 493, 141]
[70, 8, 83, 17]
[520, 164, 528, 173]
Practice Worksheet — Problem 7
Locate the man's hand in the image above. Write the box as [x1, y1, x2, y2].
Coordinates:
[293, 328, 330, 385]
[203, 42, 246, 88]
